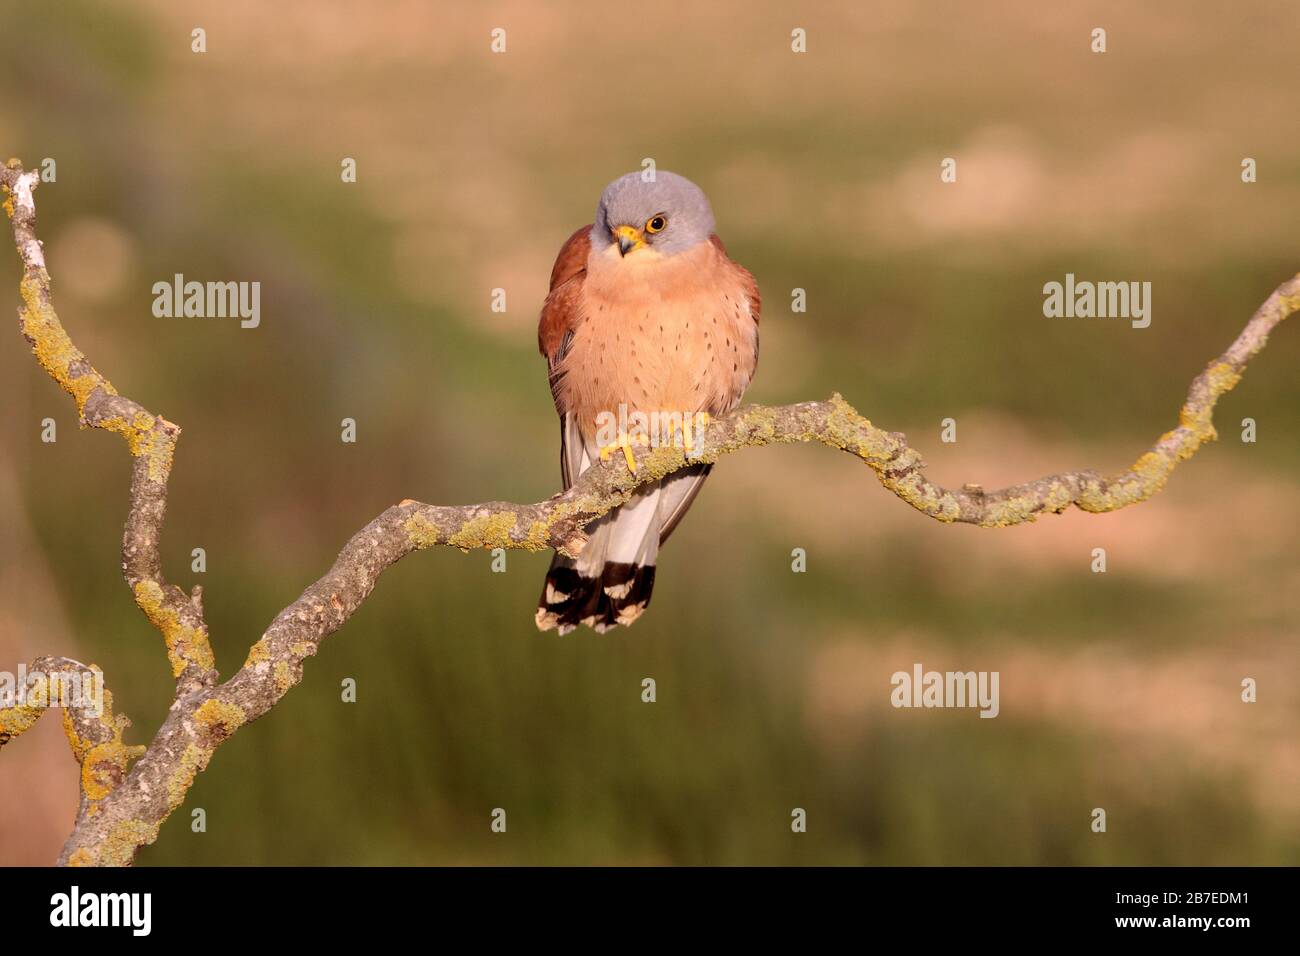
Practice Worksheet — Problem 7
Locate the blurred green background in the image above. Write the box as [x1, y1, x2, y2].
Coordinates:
[1, 0, 1298, 865]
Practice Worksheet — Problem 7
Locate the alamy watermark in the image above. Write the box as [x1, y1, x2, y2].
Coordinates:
[50, 886, 151, 936]
[1043, 273, 1151, 329]
[891, 662, 1000, 718]
[0, 664, 104, 718]
[152, 274, 260, 328]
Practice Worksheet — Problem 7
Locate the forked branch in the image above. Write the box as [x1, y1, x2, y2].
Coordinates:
[1, 159, 1294, 865]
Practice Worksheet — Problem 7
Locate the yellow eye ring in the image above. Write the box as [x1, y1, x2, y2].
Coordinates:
[645, 215, 667, 233]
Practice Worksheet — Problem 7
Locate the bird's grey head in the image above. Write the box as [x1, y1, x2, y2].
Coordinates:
[591, 171, 716, 258]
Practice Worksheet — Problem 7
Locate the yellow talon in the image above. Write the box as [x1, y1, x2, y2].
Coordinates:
[599, 434, 639, 473]
[681, 412, 708, 457]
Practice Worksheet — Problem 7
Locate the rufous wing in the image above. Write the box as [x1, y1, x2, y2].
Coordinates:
[538, 225, 592, 488]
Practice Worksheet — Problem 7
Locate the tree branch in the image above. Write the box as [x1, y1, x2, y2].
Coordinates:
[2, 158, 1295, 865]
[1, 162, 215, 697]
[0, 657, 144, 820]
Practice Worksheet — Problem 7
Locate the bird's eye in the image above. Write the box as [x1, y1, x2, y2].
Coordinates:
[646, 215, 667, 233]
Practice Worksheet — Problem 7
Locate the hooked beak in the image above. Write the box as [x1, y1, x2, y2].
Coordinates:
[613, 224, 644, 257]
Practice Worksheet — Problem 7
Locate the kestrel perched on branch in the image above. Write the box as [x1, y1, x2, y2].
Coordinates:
[536, 171, 760, 634]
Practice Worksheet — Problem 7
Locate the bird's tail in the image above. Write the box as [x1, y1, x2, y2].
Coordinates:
[535, 484, 662, 634]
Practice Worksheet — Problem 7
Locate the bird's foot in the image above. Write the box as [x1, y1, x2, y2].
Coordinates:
[678, 412, 709, 457]
[598, 432, 647, 473]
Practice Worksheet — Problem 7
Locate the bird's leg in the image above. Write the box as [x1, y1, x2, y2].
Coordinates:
[619, 434, 638, 473]
[678, 411, 709, 458]
[598, 432, 642, 473]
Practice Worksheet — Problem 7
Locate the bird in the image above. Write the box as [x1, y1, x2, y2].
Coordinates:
[535, 171, 760, 634]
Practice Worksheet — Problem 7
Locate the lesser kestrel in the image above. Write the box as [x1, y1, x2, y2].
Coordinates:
[536, 171, 761, 633]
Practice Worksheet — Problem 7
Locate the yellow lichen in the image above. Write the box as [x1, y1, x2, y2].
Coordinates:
[10, 256, 176, 478]
[139, 424, 176, 482]
[94, 819, 161, 867]
[273, 660, 295, 695]
[19, 271, 115, 414]
[243, 636, 272, 667]
[0, 699, 45, 744]
[1178, 362, 1240, 441]
[1130, 450, 1174, 484]
[982, 492, 1045, 528]
[94, 410, 173, 482]
[884, 470, 961, 522]
[446, 512, 520, 551]
[166, 744, 211, 812]
[404, 512, 443, 549]
[55, 682, 146, 805]
[133, 580, 215, 677]
[824, 394, 898, 464]
[194, 698, 247, 737]
[523, 509, 572, 550]
[61, 703, 93, 762]
[735, 405, 781, 444]
[81, 740, 137, 801]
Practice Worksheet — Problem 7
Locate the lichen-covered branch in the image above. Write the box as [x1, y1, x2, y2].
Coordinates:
[1, 157, 1295, 865]
[0, 657, 144, 833]
[1, 162, 215, 696]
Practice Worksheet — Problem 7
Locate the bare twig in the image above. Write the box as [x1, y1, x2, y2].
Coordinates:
[2, 158, 1295, 865]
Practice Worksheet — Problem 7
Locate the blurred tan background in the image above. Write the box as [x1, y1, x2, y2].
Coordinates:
[1, 0, 1297, 864]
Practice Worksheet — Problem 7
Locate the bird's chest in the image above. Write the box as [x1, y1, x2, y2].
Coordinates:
[560, 248, 755, 430]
